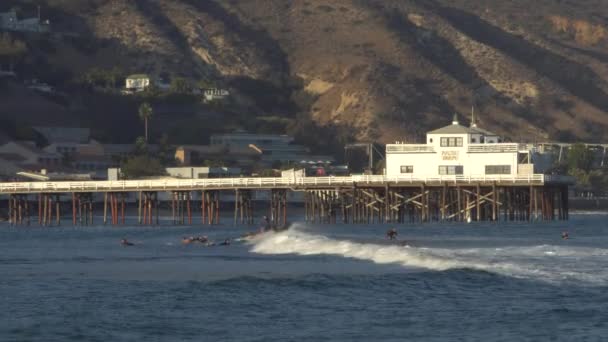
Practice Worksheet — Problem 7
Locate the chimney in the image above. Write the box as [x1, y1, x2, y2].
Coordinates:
[452, 113, 459, 125]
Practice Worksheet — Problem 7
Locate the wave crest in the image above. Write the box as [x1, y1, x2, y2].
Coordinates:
[249, 224, 608, 285]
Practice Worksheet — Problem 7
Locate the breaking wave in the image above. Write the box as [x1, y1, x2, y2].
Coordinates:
[249, 224, 608, 285]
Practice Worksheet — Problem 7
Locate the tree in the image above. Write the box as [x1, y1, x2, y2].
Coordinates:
[158, 133, 175, 165]
[566, 143, 594, 173]
[0, 33, 27, 72]
[138, 102, 153, 142]
[197, 79, 214, 89]
[134, 136, 147, 155]
[121, 155, 165, 179]
[170, 77, 191, 93]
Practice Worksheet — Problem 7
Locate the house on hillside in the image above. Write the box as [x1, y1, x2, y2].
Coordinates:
[385, 115, 541, 178]
[125, 74, 151, 92]
[173, 133, 335, 170]
[0, 141, 61, 171]
[174, 144, 259, 167]
[33, 126, 90, 144]
[210, 132, 332, 167]
[203, 88, 230, 102]
[0, 10, 50, 33]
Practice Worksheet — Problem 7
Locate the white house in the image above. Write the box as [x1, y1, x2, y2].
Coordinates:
[385, 115, 536, 178]
[125, 74, 150, 92]
[203, 88, 230, 102]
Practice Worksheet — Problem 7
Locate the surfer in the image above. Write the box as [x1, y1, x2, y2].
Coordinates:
[219, 238, 231, 246]
[260, 216, 271, 232]
[562, 231, 569, 240]
[386, 228, 398, 240]
[120, 238, 134, 246]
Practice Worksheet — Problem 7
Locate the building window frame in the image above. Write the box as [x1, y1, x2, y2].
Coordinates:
[438, 165, 463, 175]
[400, 165, 414, 174]
[440, 137, 463, 147]
[485, 165, 511, 175]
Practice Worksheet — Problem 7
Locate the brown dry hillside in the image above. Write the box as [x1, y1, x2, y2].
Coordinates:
[3, 0, 608, 145]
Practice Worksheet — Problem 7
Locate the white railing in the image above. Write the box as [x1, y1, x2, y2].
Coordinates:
[468, 143, 518, 153]
[386, 144, 435, 153]
[0, 174, 572, 194]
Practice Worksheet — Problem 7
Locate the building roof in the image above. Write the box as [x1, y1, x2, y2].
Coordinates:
[127, 74, 150, 79]
[33, 126, 90, 143]
[0, 152, 26, 162]
[427, 121, 498, 136]
[427, 124, 479, 135]
[3, 141, 59, 158]
[471, 126, 498, 136]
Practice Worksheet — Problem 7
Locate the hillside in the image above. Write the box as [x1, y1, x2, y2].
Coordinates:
[2, 0, 608, 147]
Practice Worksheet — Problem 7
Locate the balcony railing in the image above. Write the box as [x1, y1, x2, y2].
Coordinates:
[467, 143, 518, 153]
[386, 144, 435, 153]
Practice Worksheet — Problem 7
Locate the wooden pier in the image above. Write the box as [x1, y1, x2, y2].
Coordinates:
[0, 174, 573, 227]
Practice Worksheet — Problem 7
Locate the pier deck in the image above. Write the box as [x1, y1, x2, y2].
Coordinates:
[0, 174, 571, 194]
[1, 174, 574, 226]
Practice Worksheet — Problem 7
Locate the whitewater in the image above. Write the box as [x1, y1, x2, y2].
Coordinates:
[250, 223, 608, 285]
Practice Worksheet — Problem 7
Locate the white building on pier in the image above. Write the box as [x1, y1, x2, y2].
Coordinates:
[385, 115, 538, 178]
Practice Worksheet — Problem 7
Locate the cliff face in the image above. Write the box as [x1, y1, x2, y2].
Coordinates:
[6, 0, 608, 143]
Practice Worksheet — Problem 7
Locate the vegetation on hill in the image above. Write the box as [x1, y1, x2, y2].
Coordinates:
[2, 0, 608, 156]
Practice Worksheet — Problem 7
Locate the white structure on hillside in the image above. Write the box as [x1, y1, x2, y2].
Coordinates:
[0, 10, 50, 32]
[125, 74, 151, 92]
[385, 115, 537, 178]
[203, 88, 230, 102]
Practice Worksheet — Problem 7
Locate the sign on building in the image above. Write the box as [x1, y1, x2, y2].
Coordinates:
[441, 151, 459, 161]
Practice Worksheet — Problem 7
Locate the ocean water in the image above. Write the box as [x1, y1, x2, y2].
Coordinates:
[1, 213, 608, 341]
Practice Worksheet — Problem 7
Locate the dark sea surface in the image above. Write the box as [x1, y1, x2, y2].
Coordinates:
[1, 213, 608, 341]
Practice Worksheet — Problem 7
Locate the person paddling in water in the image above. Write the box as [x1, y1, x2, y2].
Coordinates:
[386, 228, 398, 240]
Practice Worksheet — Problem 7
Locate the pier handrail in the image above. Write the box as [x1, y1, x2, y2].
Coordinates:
[0, 174, 571, 194]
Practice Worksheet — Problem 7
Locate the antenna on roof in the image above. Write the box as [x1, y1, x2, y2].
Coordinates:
[470, 106, 477, 128]
[452, 113, 459, 125]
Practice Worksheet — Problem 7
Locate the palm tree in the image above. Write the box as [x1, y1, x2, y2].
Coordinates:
[138, 102, 153, 142]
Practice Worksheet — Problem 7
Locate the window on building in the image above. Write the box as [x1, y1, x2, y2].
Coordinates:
[400, 165, 414, 173]
[518, 152, 530, 164]
[438, 165, 463, 175]
[440, 137, 463, 147]
[429, 138, 433, 143]
[471, 138, 476, 143]
[480, 136, 485, 143]
[485, 165, 511, 174]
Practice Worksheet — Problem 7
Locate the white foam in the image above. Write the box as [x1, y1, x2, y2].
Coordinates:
[249, 224, 608, 285]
